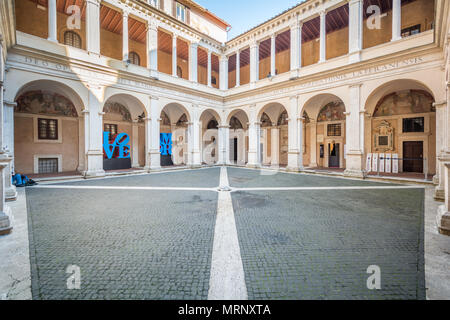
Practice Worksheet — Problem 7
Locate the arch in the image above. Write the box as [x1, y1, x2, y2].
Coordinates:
[102, 93, 147, 121]
[364, 79, 436, 116]
[160, 102, 192, 123]
[227, 109, 249, 129]
[13, 79, 86, 116]
[257, 102, 288, 124]
[301, 93, 347, 121]
[199, 108, 222, 125]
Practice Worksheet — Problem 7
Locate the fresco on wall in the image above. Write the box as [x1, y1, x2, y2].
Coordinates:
[278, 111, 288, 126]
[373, 90, 435, 117]
[103, 102, 132, 122]
[317, 101, 345, 122]
[161, 111, 171, 126]
[15, 91, 78, 117]
[230, 116, 243, 130]
[303, 111, 311, 124]
[261, 113, 272, 127]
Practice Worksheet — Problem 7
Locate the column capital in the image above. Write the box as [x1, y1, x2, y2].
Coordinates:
[3, 101, 17, 108]
[122, 9, 130, 17]
[219, 54, 228, 62]
[319, 9, 327, 17]
[433, 101, 447, 108]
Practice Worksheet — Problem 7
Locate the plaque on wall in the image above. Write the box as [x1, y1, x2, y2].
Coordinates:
[366, 153, 372, 172]
[392, 154, 399, 174]
[374, 120, 394, 152]
[385, 154, 392, 173]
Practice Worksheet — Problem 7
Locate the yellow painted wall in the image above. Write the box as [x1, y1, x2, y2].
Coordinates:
[14, 115, 79, 174]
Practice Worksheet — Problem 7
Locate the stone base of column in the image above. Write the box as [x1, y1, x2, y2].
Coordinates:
[0, 206, 13, 236]
[286, 166, 301, 173]
[246, 163, 261, 169]
[437, 205, 450, 236]
[5, 185, 17, 202]
[149, 69, 159, 80]
[434, 187, 445, 201]
[289, 69, 299, 80]
[83, 170, 106, 179]
[344, 169, 367, 179]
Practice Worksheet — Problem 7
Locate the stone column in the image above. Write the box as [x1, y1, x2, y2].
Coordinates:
[287, 96, 300, 172]
[270, 34, 276, 77]
[349, 0, 363, 63]
[172, 34, 178, 77]
[190, 119, 201, 167]
[86, 0, 101, 55]
[247, 106, 261, 168]
[131, 120, 139, 168]
[122, 10, 129, 62]
[218, 125, 229, 165]
[236, 50, 240, 87]
[437, 163, 450, 235]
[83, 87, 105, 178]
[250, 40, 259, 85]
[344, 84, 365, 178]
[319, 10, 327, 63]
[147, 19, 158, 76]
[309, 120, 318, 167]
[392, 0, 402, 41]
[290, 21, 302, 77]
[189, 42, 198, 82]
[3, 101, 17, 201]
[298, 116, 304, 170]
[271, 125, 279, 167]
[0, 44, 13, 233]
[434, 101, 446, 200]
[219, 55, 228, 90]
[47, 0, 58, 42]
[147, 96, 161, 171]
[207, 50, 212, 87]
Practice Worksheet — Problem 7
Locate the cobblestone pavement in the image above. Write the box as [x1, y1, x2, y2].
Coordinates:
[232, 188, 425, 300]
[26, 188, 217, 300]
[227, 167, 399, 188]
[56, 167, 221, 188]
[24, 167, 429, 300]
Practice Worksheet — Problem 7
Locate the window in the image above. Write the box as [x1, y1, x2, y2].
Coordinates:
[38, 158, 59, 174]
[403, 117, 425, 133]
[402, 24, 421, 37]
[327, 124, 341, 137]
[38, 118, 58, 140]
[104, 124, 118, 140]
[64, 31, 82, 48]
[176, 2, 186, 22]
[177, 66, 183, 78]
[129, 52, 140, 66]
[211, 76, 217, 85]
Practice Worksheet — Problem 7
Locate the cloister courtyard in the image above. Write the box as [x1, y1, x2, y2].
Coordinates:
[2, 167, 439, 300]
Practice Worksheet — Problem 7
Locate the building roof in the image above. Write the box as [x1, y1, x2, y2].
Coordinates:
[179, 0, 231, 30]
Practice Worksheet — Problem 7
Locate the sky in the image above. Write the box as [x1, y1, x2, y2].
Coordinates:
[194, 0, 305, 40]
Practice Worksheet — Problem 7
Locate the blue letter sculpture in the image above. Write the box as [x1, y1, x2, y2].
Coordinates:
[160, 133, 172, 155]
[103, 132, 131, 159]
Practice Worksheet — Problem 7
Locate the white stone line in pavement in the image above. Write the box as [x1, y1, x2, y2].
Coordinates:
[232, 186, 425, 192]
[208, 167, 248, 300]
[29, 185, 217, 192]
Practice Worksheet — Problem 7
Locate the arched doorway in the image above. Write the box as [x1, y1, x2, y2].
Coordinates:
[14, 81, 83, 175]
[258, 103, 289, 167]
[160, 103, 191, 167]
[302, 94, 347, 169]
[369, 89, 435, 176]
[199, 110, 220, 165]
[227, 110, 249, 165]
[102, 94, 147, 171]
